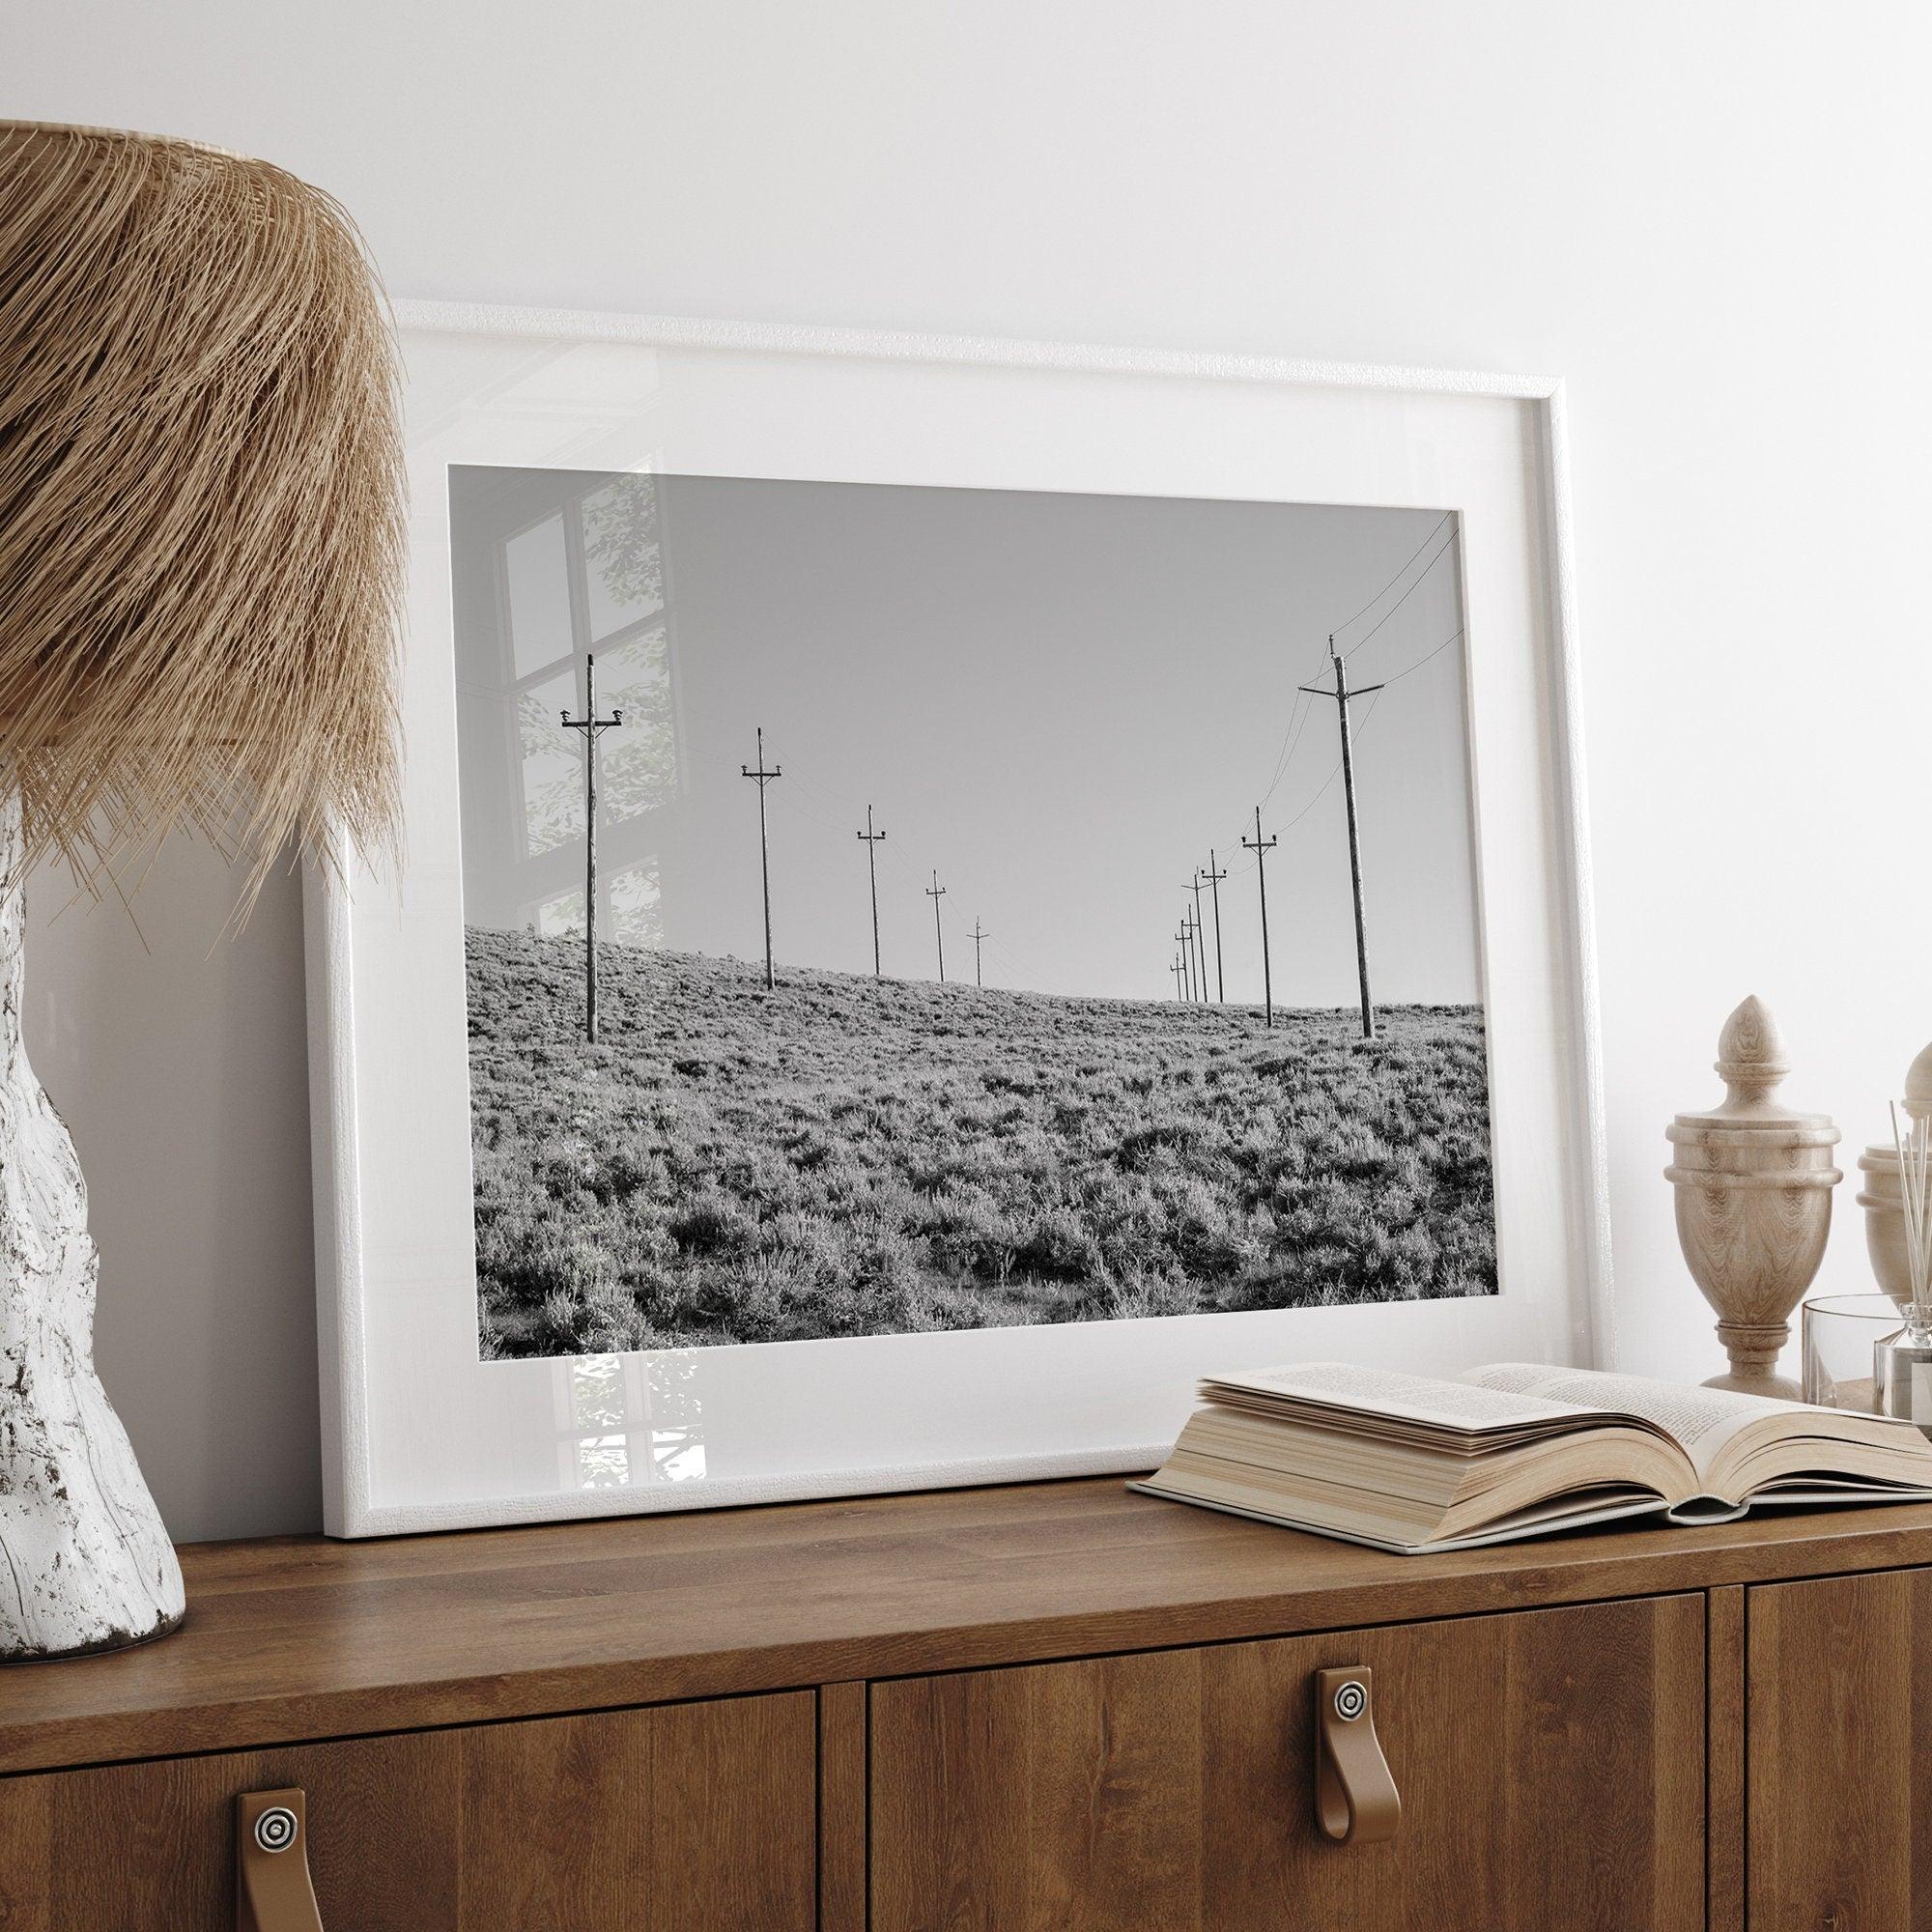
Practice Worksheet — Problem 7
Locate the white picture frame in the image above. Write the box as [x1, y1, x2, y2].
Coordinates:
[305, 301, 1610, 1537]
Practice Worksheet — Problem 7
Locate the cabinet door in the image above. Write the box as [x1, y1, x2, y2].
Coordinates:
[871, 1595, 1704, 1932]
[0, 1690, 815, 1931]
[1748, 1567, 1932, 1931]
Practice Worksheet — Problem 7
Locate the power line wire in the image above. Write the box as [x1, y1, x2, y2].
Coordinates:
[1257, 689, 1314, 813]
[1381, 625, 1464, 687]
[1211, 530, 1455, 856]
[1229, 624, 1463, 856]
[1329, 513, 1453, 639]
[1268, 691, 1385, 840]
[1169, 622, 1464, 985]
[1341, 524, 1461, 660]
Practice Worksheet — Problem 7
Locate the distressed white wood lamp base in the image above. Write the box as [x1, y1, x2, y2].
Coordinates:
[0, 795, 184, 1660]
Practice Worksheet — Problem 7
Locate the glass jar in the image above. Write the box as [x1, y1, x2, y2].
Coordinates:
[1801, 1293, 1901, 1412]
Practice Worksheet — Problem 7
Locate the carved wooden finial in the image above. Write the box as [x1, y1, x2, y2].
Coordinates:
[1714, 995, 1790, 1110]
[1906, 1040, 1932, 1122]
[1666, 994, 1841, 1398]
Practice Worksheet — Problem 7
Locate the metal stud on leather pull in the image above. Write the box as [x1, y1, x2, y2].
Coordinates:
[1314, 1666, 1401, 1845]
[236, 1789, 325, 1931]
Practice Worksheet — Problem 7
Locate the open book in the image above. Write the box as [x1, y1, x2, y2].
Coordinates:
[1131, 1361, 1932, 1553]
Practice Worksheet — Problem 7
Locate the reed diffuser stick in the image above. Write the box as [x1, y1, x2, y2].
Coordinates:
[1890, 1100, 1932, 1339]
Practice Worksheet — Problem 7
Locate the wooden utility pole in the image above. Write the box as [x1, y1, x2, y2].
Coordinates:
[739, 726, 782, 990]
[1176, 922, 1194, 1003]
[1300, 638, 1384, 1040]
[925, 870, 948, 981]
[1202, 851, 1228, 1002]
[855, 805, 886, 977]
[1187, 873, 1209, 1003]
[969, 919, 988, 987]
[1241, 805, 1278, 1029]
[1172, 952, 1184, 1000]
[1184, 910, 1205, 1004]
[560, 653, 624, 1042]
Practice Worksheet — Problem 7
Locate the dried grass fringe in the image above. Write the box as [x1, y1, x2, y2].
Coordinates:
[0, 122, 404, 910]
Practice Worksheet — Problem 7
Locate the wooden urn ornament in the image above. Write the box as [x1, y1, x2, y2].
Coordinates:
[1664, 997, 1842, 1399]
[1857, 1040, 1932, 1309]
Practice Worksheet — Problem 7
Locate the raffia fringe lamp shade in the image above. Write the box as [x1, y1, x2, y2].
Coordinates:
[0, 123, 404, 1659]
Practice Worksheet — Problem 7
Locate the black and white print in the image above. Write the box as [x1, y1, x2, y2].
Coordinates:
[450, 468, 1493, 1360]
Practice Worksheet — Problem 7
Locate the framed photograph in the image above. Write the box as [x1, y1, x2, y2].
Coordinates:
[304, 303, 1610, 1536]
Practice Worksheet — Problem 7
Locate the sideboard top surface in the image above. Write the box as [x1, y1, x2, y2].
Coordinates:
[5, 1477, 1932, 1776]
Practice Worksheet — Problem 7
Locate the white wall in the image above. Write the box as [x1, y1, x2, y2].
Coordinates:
[10, 0, 1931, 1542]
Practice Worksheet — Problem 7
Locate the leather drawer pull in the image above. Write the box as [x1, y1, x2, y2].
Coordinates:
[237, 1789, 325, 1931]
[1314, 1666, 1400, 1845]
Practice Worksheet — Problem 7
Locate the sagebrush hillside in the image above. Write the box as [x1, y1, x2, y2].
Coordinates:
[467, 926, 1495, 1357]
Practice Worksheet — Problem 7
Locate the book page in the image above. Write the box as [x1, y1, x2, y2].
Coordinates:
[1463, 1364, 1800, 1477]
[1208, 1361, 1603, 1434]
[1129, 1478, 1678, 1555]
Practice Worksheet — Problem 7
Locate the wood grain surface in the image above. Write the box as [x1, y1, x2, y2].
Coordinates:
[2, 1477, 1931, 1776]
[0, 1691, 815, 1931]
[870, 1593, 1706, 1932]
[818, 1680, 868, 1932]
[1705, 1585, 1746, 1932]
[1747, 1565, 1932, 1931]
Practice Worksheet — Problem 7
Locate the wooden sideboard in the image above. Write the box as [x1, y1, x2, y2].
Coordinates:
[1, 1476, 1927, 1930]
